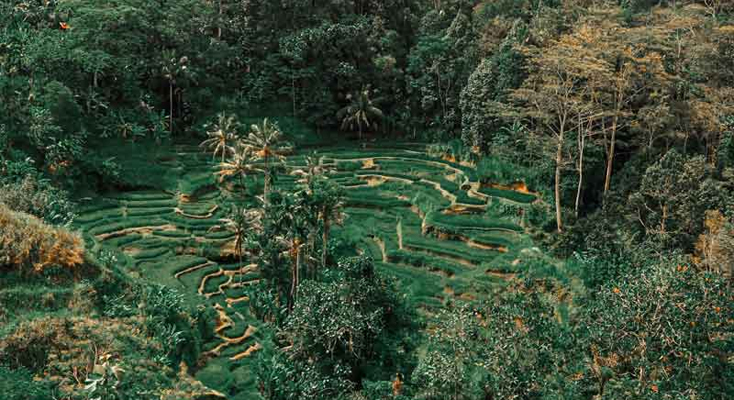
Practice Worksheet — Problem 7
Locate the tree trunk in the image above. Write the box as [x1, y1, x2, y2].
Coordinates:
[217, 0, 222, 39]
[264, 172, 270, 205]
[555, 134, 564, 233]
[239, 175, 246, 196]
[263, 157, 270, 205]
[178, 90, 182, 123]
[295, 245, 300, 297]
[237, 242, 243, 284]
[604, 115, 618, 194]
[169, 81, 174, 135]
[575, 123, 586, 216]
[321, 216, 330, 271]
[290, 241, 301, 306]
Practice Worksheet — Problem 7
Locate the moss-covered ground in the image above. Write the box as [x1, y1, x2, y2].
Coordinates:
[73, 139, 543, 399]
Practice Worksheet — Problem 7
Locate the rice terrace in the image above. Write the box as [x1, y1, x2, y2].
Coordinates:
[2, 2, 733, 400]
[70, 134, 546, 397]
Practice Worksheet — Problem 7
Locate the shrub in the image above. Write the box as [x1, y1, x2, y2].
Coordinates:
[0, 202, 84, 274]
[0, 365, 52, 400]
[579, 259, 734, 399]
[0, 316, 185, 400]
[0, 175, 76, 226]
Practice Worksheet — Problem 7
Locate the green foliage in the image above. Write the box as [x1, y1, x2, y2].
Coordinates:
[283, 257, 389, 368]
[628, 150, 732, 251]
[579, 260, 734, 399]
[255, 352, 355, 400]
[0, 175, 76, 226]
[41, 81, 83, 135]
[5, 1, 734, 399]
[413, 293, 572, 400]
[460, 24, 527, 149]
[256, 256, 412, 399]
[570, 248, 635, 291]
[101, 281, 203, 368]
[407, 9, 478, 133]
[0, 365, 52, 400]
[425, 210, 522, 233]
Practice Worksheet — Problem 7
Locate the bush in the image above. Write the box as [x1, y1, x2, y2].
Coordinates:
[0, 316, 182, 400]
[0, 202, 84, 274]
[0, 175, 76, 226]
[0, 365, 52, 400]
[579, 259, 734, 399]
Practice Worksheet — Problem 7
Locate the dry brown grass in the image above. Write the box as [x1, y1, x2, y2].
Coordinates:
[0, 202, 84, 273]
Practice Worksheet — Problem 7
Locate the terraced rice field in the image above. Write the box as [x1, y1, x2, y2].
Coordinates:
[74, 143, 539, 398]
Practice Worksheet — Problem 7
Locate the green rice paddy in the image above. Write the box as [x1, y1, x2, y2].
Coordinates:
[73, 142, 540, 399]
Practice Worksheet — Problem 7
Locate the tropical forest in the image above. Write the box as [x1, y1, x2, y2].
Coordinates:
[1, 0, 733, 399]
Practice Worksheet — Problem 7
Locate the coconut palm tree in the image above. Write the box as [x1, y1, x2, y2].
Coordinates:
[290, 152, 333, 189]
[310, 178, 344, 272]
[215, 144, 262, 195]
[160, 50, 190, 135]
[262, 191, 314, 310]
[240, 118, 291, 204]
[211, 205, 262, 283]
[337, 87, 384, 140]
[200, 112, 239, 162]
[286, 191, 318, 306]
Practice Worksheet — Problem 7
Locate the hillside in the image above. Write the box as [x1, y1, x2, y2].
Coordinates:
[2, 1, 733, 399]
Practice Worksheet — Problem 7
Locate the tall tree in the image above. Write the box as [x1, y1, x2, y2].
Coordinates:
[200, 112, 238, 162]
[215, 205, 262, 281]
[291, 154, 344, 274]
[160, 50, 190, 135]
[337, 87, 384, 140]
[310, 178, 345, 273]
[595, 22, 671, 195]
[511, 25, 608, 232]
[215, 143, 261, 194]
[241, 118, 290, 205]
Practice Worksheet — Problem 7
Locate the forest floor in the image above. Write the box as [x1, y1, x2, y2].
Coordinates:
[73, 139, 550, 399]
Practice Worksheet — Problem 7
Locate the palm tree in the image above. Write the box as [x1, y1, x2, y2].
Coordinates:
[200, 112, 238, 162]
[263, 191, 313, 310]
[240, 118, 291, 204]
[215, 144, 262, 195]
[310, 178, 344, 272]
[286, 191, 318, 306]
[337, 87, 384, 140]
[160, 50, 191, 135]
[290, 152, 333, 189]
[212, 206, 262, 282]
[292, 156, 342, 273]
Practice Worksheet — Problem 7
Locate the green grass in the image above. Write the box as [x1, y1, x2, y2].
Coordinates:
[126, 207, 174, 217]
[403, 234, 501, 265]
[478, 187, 537, 203]
[387, 250, 467, 276]
[425, 211, 523, 233]
[113, 191, 173, 201]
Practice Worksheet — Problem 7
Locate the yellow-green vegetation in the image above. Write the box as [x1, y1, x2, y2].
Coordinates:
[0, 208, 222, 400]
[0, 203, 84, 273]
